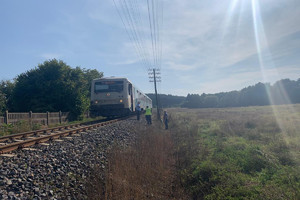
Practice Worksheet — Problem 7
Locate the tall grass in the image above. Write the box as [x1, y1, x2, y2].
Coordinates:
[0, 120, 42, 136]
[84, 105, 300, 199]
[86, 121, 186, 200]
[170, 105, 300, 199]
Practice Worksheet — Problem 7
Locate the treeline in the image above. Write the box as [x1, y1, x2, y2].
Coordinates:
[146, 93, 185, 108]
[182, 78, 300, 108]
[0, 59, 103, 120]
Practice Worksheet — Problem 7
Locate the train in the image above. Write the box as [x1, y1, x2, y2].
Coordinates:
[90, 77, 152, 117]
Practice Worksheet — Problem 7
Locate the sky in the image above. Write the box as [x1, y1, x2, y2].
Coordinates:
[0, 0, 299, 96]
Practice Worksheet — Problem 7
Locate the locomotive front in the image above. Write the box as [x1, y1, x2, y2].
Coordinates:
[90, 78, 130, 117]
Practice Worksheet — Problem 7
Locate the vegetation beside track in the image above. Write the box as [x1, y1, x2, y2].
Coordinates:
[90, 105, 300, 199]
[0, 116, 105, 137]
[86, 120, 187, 199]
[171, 105, 300, 199]
[0, 59, 103, 120]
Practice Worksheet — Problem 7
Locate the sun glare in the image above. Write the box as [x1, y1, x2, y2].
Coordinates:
[225, 0, 296, 136]
[250, 0, 296, 139]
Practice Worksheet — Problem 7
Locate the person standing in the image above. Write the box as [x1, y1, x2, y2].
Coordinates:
[163, 111, 168, 130]
[145, 106, 152, 125]
[136, 102, 141, 121]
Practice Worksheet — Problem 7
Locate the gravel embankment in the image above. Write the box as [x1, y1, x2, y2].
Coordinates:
[0, 118, 139, 200]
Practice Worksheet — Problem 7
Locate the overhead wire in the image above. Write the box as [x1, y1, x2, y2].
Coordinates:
[113, 0, 164, 111]
[157, 0, 163, 69]
[127, 0, 152, 68]
[113, 0, 163, 70]
[112, 0, 147, 68]
[113, 0, 163, 104]
[113, 0, 150, 68]
[146, 0, 156, 69]
[156, 1, 161, 69]
[120, 0, 149, 67]
[123, 0, 148, 66]
[131, 0, 152, 69]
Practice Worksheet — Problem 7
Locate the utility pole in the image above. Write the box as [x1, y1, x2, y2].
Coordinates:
[148, 68, 161, 120]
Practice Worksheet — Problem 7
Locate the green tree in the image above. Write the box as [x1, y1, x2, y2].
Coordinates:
[81, 68, 103, 98]
[0, 80, 15, 113]
[239, 82, 270, 106]
[0, 91, 5, 114]
[271, 78, 300, 104]
[182, 94, 202, 108]
[12, 59, 101, 120]
[218, 91, 240, 107]
[146, 93, 185, 108]
[203, 95, 219, 108]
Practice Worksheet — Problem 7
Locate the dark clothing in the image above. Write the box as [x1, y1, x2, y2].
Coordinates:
[163, 112, 168, 129]
[136, 104, 141, 121]
[164, 118, 168, 129]
[146, 115, 152, 124]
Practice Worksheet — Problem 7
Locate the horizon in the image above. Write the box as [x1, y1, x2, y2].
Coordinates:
[146, 77, 300, 97]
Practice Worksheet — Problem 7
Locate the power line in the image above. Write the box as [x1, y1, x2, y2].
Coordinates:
[113, 0, 163, 71]
[112, 0, 147, 67]
[123, 0, 151, 68]
[148, 68, 161, 120]
[113, 0, 151, 68]
[112, 0, 164, 118]
[147, 0, 156, 68]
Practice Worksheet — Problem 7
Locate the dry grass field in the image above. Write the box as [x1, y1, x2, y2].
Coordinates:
[86, 120, 186, 200]
[170, 104, 300, 199]
[88, 104, 300, 199]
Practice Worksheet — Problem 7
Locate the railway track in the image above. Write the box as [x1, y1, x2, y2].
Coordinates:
[0, 118, 124, 154]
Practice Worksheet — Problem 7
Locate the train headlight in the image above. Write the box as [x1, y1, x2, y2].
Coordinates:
[95, 100, 98, 104]
[120, 99, 123, 103]
[106, 93, 110, 96]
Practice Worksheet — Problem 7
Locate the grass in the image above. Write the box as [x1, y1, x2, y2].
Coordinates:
[85, 120, 187, 200]
[0, 116, 106, 136]
[79, 105, 300, 199]
[0, 120, 41, 136]
[170, 104, 300, 199]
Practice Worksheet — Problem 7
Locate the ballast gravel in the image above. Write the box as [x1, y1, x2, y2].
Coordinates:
[0, 118, 140, 199]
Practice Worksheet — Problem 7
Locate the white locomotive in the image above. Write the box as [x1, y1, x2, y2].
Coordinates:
[90, 77, 152, 117]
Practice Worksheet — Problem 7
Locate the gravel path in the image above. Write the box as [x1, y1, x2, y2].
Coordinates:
[0, 118, 139, 200]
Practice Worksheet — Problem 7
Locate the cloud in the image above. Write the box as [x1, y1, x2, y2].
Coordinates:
[40, 53, 61, 60]
[108, 58, 139, 66]
[160, 0, 258, 74]
[165, 62, 197, 71]
[82, 0, 300, 96]
[3, 0, 298, 96]
[161, 0, 300, 73]
[87, 1, 121, 26]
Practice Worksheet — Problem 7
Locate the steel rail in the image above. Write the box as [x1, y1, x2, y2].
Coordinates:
[0, 118, 120, 154]
[0, 118, 110, 143]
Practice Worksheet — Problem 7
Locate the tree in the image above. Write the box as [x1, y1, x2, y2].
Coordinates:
[182, 94, 202, 108]
[239, 82, 269, 106]
[181, 78, 300, 109]
[271, 79, 300, 104]
[0, 91, 5, 114]
[0, 80, 15, 113]
[219, 91, 240, 107]
[146, 93, 185, 108]
[12, 59, 102, 120]
[81, 68, 103, 98]
[203, 95, 219, 108]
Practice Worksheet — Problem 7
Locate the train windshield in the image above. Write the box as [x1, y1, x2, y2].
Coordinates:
[94, 81, 123, 93]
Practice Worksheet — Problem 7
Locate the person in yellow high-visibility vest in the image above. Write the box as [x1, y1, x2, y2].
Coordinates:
[145, 106, 152, 125]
